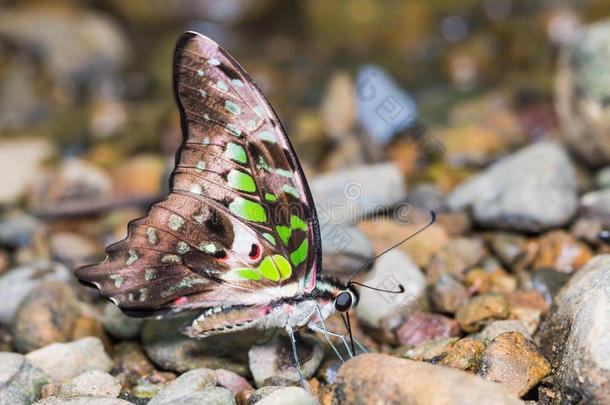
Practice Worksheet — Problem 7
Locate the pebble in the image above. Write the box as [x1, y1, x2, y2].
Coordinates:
[34, 397, 132, 405]
[455, 293, 509, 333]
[400, 337, 458, 361]
[0, 261, 71, 324]
[595, 166, 610, 188]
[555, 20, 610, 167]
[426, 237, 486, 284]
[535, 254, 610, 403]
[486, 232, 537, 272]
[478, 331, 551, 397]
[102, 302, 144, 340]
[320, 71, 356, 140]
[430, 274, 469, 314]
[358, 214, 449, 269]
[436, 337, 485, 372]
[248, 333, 324, 387]
[309, 162, 406, 226]
[25, 337, 113, 382]
[532, 230, 593, 273]
[12, 281, 81, 353]
[146, 369, 221, 405]
[48, 232, 102, 268]
[0, 139, 54, 204]
[580, 188, 610, 227]
[396, 313, 460, 346]
[320, 225, 373, 275]
[530, 268, 571, 304]
[480, 320, 531, 343]
[55, 370, 121, 398]
[446, 142, 577, 232]
[141, 317, 257, 375]
[0, 352, 50, 405]
[326, 353, 522, 404]
[255, 387, 318, 405]
[355, 250, 427, 331]
[111, 342, 156, 391]
[355, 65, 418, 145]
[215, 368, 252, 395]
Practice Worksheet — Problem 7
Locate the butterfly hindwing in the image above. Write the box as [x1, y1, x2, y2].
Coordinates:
[76, 31, 321, 316]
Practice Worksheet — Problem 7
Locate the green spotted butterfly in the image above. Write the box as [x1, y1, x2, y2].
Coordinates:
[76, 32, 361, 345]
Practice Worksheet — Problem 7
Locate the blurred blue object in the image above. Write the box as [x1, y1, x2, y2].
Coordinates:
[355, 65, 418, 145]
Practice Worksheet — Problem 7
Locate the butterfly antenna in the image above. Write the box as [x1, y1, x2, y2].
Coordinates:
[347, 210, 436, 286]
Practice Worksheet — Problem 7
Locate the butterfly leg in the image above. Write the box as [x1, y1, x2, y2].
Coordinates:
[285, 324, 306, 389]
[309, 324, 354, 358]
[311, 305, 344, 362]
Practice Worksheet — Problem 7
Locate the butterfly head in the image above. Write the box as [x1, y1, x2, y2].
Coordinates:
[310, 274, 359, 319]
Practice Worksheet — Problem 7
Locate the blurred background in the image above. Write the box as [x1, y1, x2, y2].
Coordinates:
[1, 1, 610, 402]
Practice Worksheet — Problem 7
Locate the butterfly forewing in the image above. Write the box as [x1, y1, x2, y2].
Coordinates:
[76, 32, 321, 316]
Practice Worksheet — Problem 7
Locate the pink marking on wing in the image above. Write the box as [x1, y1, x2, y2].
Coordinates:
[174, 296, 188, 305]
[304, 262, 316, 293]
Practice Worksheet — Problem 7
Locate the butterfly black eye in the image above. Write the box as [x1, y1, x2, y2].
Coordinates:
[248, 243, 261, 260]
[335, 291, 352, 312]
[599, 230, 610, 245]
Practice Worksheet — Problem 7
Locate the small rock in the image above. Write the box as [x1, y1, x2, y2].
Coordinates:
[0, 326, 13, 351]
[25, 337, 113, 382]
[486, 232, 537, 272]
[555, 19, 610, 167]
[317, 358, 342, 385]
[396, 313, 460, 346]
[481, 320, 531, 343]
[358, 214, 449, 269]
[248, 333, 324, 387]
[49, 232, 102, 268]
[530, 268, 571, 304]
[532, 230, 593, 273]
[0, 139, 53, 204]
[355, 250, 427, 330]
[405, 183, 444, 212]
[478, 332, 550, 397]
[56, 370, 121, 398]
[400, 337, 458, 361]
[446, 142, 577, 232]
[456, 293, 509, 333]
[255, 387, 317, 405]
[141, 317, 257, 375]
[436, 337, 485, 372]
[320, 71, 356, 140]
[320, 225, 373, 276]
[102, 303, 144, 340]
[535, 254, 610, 403]
[245, 386, 281, 404]
[112, 342, 156, 390]
[13, 281, 81, 353]
[34, 397, 132, 404]
[356, 65, 418, 145]
[0, 212, 41, 249]
[0, 261, 71, 324]
[0, 352, 50, 405]
[581, 188, 610, 227]
[327, 353, 522, 404]
[215, 368, 252, 395]
[430, 274, 469, 314]
[147, 369, 219, 405]
[426, 237, 486, 283]
[310, 162, 406, 226]
[595, 166, 610, 188]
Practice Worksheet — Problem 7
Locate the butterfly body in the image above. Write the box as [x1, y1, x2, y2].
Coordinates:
[76, 31, 359, 338]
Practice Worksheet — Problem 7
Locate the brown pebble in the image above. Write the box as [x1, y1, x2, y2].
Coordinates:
[396, 313, 460, 346]
[436, 337, 486, 372]
[478, 331, 551, 397]
[533, 230, 593, 273]
[456, 293, 509, 333]
[431, 274, 470, 314]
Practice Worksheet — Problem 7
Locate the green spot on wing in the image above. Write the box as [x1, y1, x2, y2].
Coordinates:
[290, 215, 307, 231]
[197, 69, 204, 77]
[168, 214, 184, 231]
[208, 58, 221, 66]
[263, 233, 276, 246]
[229, 197, 267, 222]
[257, 257, 280, 281]
[199, 89, 207, 97]
[224, 143, 247, 164]
[247, 120, 256, 130]
[235, 269, 262, 280]
[217, 80, 229, 92]
[291, 240, 308, 267]
[227, 170, 256, 192]
[276, 226, 291, 245]
[232, 79, 244, 87]
[273, 255, 292, 278]
[225, 123, 241, 137]
[196, 161, 206, 172]
[259, 131, 276, 143]
[225, 100, 241, 115]
[254, 106, 264, 117]
[265, 193, 277, 202]
[283, 184, 300, 199]
[126, 250, 139, 265]
[276, 169, 292, 178]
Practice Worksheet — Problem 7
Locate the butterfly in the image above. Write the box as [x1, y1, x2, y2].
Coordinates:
[76, 31, 370, 385]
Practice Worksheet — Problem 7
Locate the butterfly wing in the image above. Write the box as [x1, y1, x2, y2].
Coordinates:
[76, 31, 321, 316]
